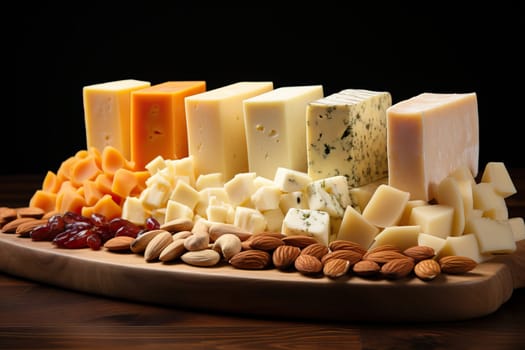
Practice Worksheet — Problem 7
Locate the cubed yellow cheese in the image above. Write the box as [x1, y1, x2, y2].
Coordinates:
[369, 225, 422, 251]
[408, 204, 454, 239]
[165, 199, 194, 222]
[480, 162, 517, 198]
[243, 85, 323, 179]
[348, 177, 388, 213]
[472, 182, 508, 220]
[469, 216, 516, 254]
[233, 206, 266, 233]
[83, 79, 151, 160]
[362, 184, 410, 228]
[185, 81, 273, 180]
[251, 185, 281, 211]
[224, 172, 257, 207]
[262, 209, 285, 232]
[336, 205, 379, 249]
[306, 89, 391, 187]
[436, 176, 465, 235]
[195, 173, 224, 191]
[398, 200, 427, 226]
[439, 233, 486, 263]
[387, 92, 479, 201]
[279, 192, 307, 214]
[508, 217, 525, 241]
[273, 167, 312, 192]
[121, 197, 149, 226]
[169, 180, 200, 210]
[417, 233, 447, 256]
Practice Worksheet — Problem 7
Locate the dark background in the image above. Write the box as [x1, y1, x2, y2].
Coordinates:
[9, 2, 524, 177]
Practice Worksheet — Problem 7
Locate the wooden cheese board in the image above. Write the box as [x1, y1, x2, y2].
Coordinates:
[1, 231, 524, 322]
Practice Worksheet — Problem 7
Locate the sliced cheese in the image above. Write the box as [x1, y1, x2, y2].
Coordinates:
[468, 216, 516, 254]
[243, 85, 323, 179]
[387, 92, 479, 201]
[369, 225, 421, 251]
[83, 79, 151, 160]
[408, 204, 454, 239]
[480, 161, 517, 198]
[306, 89, 391, 187]
[185, 81, 274, 180]
[362, 184, 410, 228]
[336, 205, 379, 249]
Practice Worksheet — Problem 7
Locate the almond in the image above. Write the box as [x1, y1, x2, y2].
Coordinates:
[380, 258, 415, 279]
[0, 207, 18, 222]
[159, 238, 187, 262]
[104, 236, 135, 251]
[130, 229, 166, 253]
[403, 245, 435, 262]
[328, 240, 367, 255]
[16, 218, 48, 237]
[300, 243, 329, 260]
[294, 254, 323, 275]
[414, 259, 441, 281]
[352, 260, 381, 277]
[181, 249, 221, 267]
[229, 250, 271, 269]
[364, 250, 411, 265]
[323, 258, 350, 278]
[209, 223, 252, 242]
[439, 256, 477, 274]
[144, 231, 174, 262]
[272, 245, 301, 270]
[1, 217, 37, 233]
[212, 233, 242, 260]
[321, 249, 363, 266]
[282, 235, 319, 248]
[160, 218, 194, 233]
[248, 235, 284, 251]
[16, 207, 45, 219]
[184, 231, 210, 251]
[362, 244, 401, 259]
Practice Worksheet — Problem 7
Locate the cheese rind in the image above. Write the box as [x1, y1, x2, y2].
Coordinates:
[306, 89, 391, 187]
[83, 79, 151, 160]
[243, 85, 323, 179]
[185, 82, 274, 180]
[387, 92, 479, 201]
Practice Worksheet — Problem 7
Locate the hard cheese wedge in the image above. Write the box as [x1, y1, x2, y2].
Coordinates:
[306, 89, 391, 187]
[387, 92, 479, 201]
[243, 85, 323, 179]
[130, 81, 206, 170]
[185, 82, 274, 180]
[83, 79, 151, 160]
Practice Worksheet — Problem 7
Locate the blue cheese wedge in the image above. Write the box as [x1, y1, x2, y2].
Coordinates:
[306, 89, 391, 187]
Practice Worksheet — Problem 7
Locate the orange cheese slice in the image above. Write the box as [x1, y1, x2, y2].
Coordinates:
[130, 81, 206, 170]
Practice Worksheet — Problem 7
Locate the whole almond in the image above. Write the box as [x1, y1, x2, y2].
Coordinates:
[381, 258, 415, 279]
[352, 260, 381, 277]
[403, 245, 435, 262]
[130, 229, 166, 253]
[0, 207, 18, 222]
[159, 238, 187, 262]
[209, 223, 252, 242]
[181, 249, 221, 267]
[414, 259, 441, 281]
[439, 256, 477, 274]
[363, 244, 401, 259]
[272, 245, 301, 270]
[364, 250, 411, 265]
[17, 207, 45, 219]
[144, 231, 174, 262]
[184, 231, 210, 251]
[328, 240, 367, 255]
[323, 258, 350, 278]
[212, 233, 242, 260]
[229, 250, 271, 269]
[172, 230, 193, 240]
[321, 249, 363, 266]
[248, 235, 284, 251]
[160, 218, 194, 233]
[294, 254, 323, 275]
[282, 235, 319, 248]
[301, 243, 329, 260]
[16, 219, 48, 237]
[104, 236, 135, 251]
[1, 217, 37, 233]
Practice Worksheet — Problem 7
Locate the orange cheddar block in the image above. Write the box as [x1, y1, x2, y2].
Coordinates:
[101, 145, 134, 176]
[112, 168, 139, 198]
[70, 155, 102, 187]
[42, 171, 61, 193]
[83, 180, 104, 206]
[56, 156, 77, 183]
[29, 190, 57, 213]
[56, 187, 86, 214]
[83, 79, 151, 159]
[130, 81, 206, 170]
[92, 194, 122, 220]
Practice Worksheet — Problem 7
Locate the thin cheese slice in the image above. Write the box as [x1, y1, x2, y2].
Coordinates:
[387, 92, 479, 201]
[185, 82, 274, 180]
[130, 81, 206, 170]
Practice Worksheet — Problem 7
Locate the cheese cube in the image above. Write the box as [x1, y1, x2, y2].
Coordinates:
[165, 200, 194, 222]
[262, 209, 285, 232]
[439, 233, 486, 263]
[282, 208, 331, 246]
[169, 181, 200, 210]
[273, 167, 312, 192]
[369, 225, 422, 251]
[398, 200, 427, 226]
[362, 184, 410, 228]
[130, 81, 206, 170]
[436, 176, 465, 235]
[306, 176, 350, 218]
[306, 89, 391, 187]
[480, 162, 517, 198]
[349, 177, 388, 212]
[83, 79, 151, 160]
[417, 233, 447, 256]
[121, 196, 148, 226]
[251, 185, 281, 211]
[195, 173, 224, 191]
[469, 216, 516, 254]
[472, 182, 508, 220]
[185, 82, 273, 180]
[508, 217, 525, 241]
[145, 155, 167, 175]
[279, 191, 307, 214]
[233, 206, 267, 233]
[408, 204, 454, 239]
[224, 172, 257, 206]
[387, 92, 479, 201]
[336, 205, 379, 249]
[243, 85, 323, 179]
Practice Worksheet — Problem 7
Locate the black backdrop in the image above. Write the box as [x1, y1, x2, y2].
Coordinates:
[9, 2, 524, 176]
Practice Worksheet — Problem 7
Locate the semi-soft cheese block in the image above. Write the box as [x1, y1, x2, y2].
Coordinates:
[306, 89, 391, 187]
[185, 82, 274, 180]
[243, 85, 323, 179]
[130, 81, 206, 170]
[387, 92, 479, 201]
[83, 79, 151, 160]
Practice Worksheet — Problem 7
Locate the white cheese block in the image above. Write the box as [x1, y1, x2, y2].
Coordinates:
[243, 85, 324, 179]
[262, 209, 285, 232]
[472, 182, 508, 220]
[336, 205, 379, 249]
[435, 176, 465, 236]
[348, 177, 388, 212]
[281, 208, 331, 246]
[306, 89, 391, 187]
[508, 217, 525, 241]
[306, 176, 350, 218]
[362, 184, 410, 228]
[439, 233, 486, 263]
[480, 162, 517, 198]
[251, 185, 281, 211]
[408, 204, 454, 239]
[195, 173, 224, 191]
[398, 200, 427, 226]
[224, 172, 257, 207]
[417, 233, 447, 256]
[165, 200, 194, 222]
[185, 82, 273, 180]
[273, 167, 312, 192]
[469, 216, 516, 254]
[387, 92, 479, 201]
[279, 191, 308, 214]
[369, 225, 422, 251]
[121, 196, 148, 226]
[234, 206, 267, 233]
[169, 181, 200, 210]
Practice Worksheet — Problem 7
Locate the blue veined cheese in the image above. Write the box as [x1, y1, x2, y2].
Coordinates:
[306, 89, 391, 187]
[306, 175, 350, 218]
[281, 208, 331, 246]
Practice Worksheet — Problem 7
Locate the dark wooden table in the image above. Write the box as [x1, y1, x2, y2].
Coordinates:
[1, 172, 525, 350]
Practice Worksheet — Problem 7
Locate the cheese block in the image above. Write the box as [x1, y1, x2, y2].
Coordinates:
[185, 82, 274, 180]
[243, 85, 323, 179]
[306, 89, 391, 187]
[387, 92, 479, 201]
[130, 81, 206, 170]
[83, 79, 151, 160]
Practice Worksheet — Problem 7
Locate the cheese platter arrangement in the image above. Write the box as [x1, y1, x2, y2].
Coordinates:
[1, 80, 524, 322]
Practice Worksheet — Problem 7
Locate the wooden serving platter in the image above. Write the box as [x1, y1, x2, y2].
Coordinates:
[1, 232, 524, 322]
